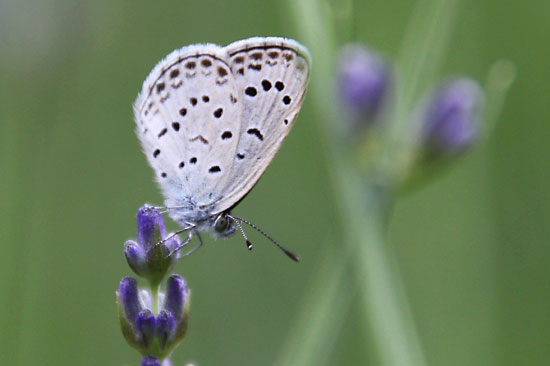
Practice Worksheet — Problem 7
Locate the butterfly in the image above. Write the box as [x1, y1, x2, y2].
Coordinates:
[133, 37, 310, 260]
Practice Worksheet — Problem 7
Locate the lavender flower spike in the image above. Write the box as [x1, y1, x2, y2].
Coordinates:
[125, 205, 181, 287]
[337, 44, 392, 130]
[421, 78, 485, 154]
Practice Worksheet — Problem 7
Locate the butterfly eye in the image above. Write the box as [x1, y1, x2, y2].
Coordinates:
[214, 214, 229, 233]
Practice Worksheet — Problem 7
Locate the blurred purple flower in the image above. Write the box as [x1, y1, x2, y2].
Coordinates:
[337, 44, 392, 129]
[125, 205, 181, 286]
[421, 79, 484, 154]
[142, 356, 162, 366]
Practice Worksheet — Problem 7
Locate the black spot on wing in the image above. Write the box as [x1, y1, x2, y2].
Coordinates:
[217, 67, 228, 77]
[261, 80, 272, 91]
[169, 69, 180, 78]
[247, 128, 263, 141]
[213, 108, 223, 118]
[245, 86, 257, 97]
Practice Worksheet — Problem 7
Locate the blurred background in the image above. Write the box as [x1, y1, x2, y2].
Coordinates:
[1, 0, 548, 365]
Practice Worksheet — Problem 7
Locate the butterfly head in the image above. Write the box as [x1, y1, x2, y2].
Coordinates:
[212, 212, 237, 239]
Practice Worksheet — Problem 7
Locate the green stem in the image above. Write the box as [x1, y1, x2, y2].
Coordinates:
[483, 59, 516, 135]
[151, 282, 160, 315]
[337, 166, 426, 366]
[274, 244, 355, 366]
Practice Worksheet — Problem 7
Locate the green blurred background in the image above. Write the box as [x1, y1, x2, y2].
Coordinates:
[1, 0, 549, 365]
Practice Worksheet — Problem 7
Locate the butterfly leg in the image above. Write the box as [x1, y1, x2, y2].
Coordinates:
[167, 230, 193, 257]
[167, 229, 204, 258]
[156, 224, 195, 248]
[181, 231, 204, 257]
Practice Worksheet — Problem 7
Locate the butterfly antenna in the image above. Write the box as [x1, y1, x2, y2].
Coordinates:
[227, 214, 300, 262]
[228, 216, 254, 251]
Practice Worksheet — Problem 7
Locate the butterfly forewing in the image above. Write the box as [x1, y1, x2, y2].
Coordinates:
[210, 38, 311, 214]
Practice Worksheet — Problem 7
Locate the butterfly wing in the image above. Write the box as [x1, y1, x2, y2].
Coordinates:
[134, 44, 243, 221]
[208, 37, 311, 214]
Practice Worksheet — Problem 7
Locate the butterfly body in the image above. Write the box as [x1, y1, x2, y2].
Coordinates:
[134, 37, 310, 241]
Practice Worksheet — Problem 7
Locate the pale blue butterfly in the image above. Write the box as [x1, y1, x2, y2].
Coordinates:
[134, 37, 310, 260]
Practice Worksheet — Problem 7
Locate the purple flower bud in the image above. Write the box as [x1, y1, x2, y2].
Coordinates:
[163, 274, 190, 344]
[156, 310, 176, 349]
[137, 205, 166, 249]
[117, 277, 145, 349]
[338, 44, 392, 128]
[124, 240, 147, 277]
[142, 356, 162, 366]
[118, 277, 142, 327]
[163, 275, 189, 321]
[126, 205, 182, 286]
[136, 309, 156, 348]
[421, 79, 484, 154]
